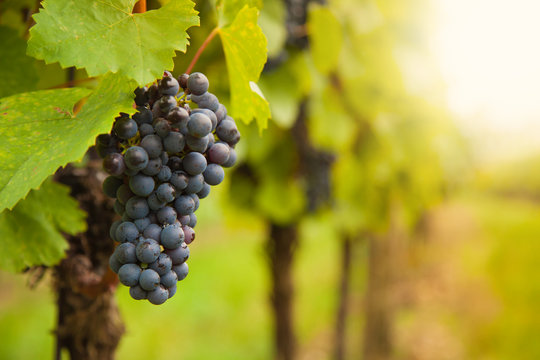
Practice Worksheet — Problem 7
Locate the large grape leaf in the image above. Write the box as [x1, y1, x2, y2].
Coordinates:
[216, 0, 262, 26]
[307, 5, 343, 75]
[0, 73, 135, 212]
[0, 26, 39, 97]
[27, 0, 199, 85]
[0, 179, 86, 272]
[218, 6, 270, 129]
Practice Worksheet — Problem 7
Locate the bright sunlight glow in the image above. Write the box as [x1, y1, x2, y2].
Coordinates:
[431, 0, 540, 163]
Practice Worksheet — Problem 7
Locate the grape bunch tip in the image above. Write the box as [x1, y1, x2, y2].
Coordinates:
[96, 71, 240, 305]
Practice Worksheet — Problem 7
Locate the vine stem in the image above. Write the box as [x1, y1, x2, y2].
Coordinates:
[185, 27, 219, 75]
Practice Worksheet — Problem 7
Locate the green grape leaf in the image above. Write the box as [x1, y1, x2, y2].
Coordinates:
[307, 5, 343, 74]
[0, 178, 86, 272]
[0, 26, 38, 97]
[0, 73, 135, 212]
[27, 0, 199, 85]
[218, 6, 271, 129]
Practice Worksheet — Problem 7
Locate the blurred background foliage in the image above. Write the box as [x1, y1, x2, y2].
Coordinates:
[1, 0, 539, 359]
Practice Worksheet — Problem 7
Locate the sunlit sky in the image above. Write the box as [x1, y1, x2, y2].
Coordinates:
[431, 0, 540, 164]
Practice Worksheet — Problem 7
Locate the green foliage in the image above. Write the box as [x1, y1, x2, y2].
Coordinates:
[219, 6, 271, 128]
[0, 74, 135, 212]
[27, 0, 199, 85]
[0, 26, 38, 97]
[0, 179, 86, 272]
[307, 5, 344, 75]
[258, 0, 286, 57]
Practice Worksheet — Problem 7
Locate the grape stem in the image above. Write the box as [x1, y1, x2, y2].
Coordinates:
[185, 27, 220, 75]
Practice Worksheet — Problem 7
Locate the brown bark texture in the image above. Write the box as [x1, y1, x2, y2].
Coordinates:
[53, 156, 124, 360]
[267, 223, 299, 360]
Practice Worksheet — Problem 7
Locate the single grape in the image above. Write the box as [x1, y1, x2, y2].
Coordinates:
[207, 142, 230, 165]
[156, 183, 176, 203]
[118, 264, 142, 286]
[183, 152, 207, 175]
[153, 118, 171, 138]
[147, 83, 160, 105]
[159, 74, 180, 96]
[192, 108, 217, 131]
[186, 72, 209, 95]
[147, 285, 169, 305]
[222, 148, 237, 168]
[139, 268, 161, 291]
[156, 206, 177, 225]
[160, 224, 184, 249]
[136, 238, 161, 264]
[103, 153, 126, 176]
[143, 223, 162, 241]
[170, 171, 189, 190]
[205, 133, 215, 152]
[125, 196, 150, 219]
[182, 225, 195, 245]
[165, 242, 190, 265]
[124, 167, 139, 177]
[115, 242, 137, 264]
[178, 215, 190, 226]
[140, 134, 163, 159]
[178, 73, 189, 89]
[157, 165, 172, 182]
[139, 123, 154, 137]
[160, 270, 178, 288]
[129, 174, 155, 197]
[114, 116, 138, 139]
[184, 174, 205, 194]
[142, 157, 162, 176]
[216, 119, 240, 146]
[102, 176, 123, 198]
[124, 146, 149, 171]
[163, 131, 185, 154]
[149, 253, 173, 275]
[187, 113, 212, 138]
[173, 262, 189, 281]
[129, 285, 147, 300]
[174, 195, 195, 216]
[168, 107, 190, 133]
[203, 163, 225, 185]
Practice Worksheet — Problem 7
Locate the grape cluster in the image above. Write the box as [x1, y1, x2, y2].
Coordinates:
[96, 71, 240, 305]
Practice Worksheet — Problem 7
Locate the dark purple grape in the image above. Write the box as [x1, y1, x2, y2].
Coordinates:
[139, 268, 160, 290]
[158, 95, 177, 113]
[186, 72, 209, 95]
[102, 176, 123, 198]
[133, 106, 152, 125]
[192, 108, 217, 131]
[197, 183, 211, 199]
[134, 87, 149, 106]
[116, 221, 139, 243]
[165, 243, 190, 265]
[159, 74, 180, 96]
[149, 253, 173, 275]
[153, 118, 171, 138]
[170, 171, 188, 191]
[156, 206, 177, 225]
[163, 131, 185, 154]
[173, 262, 189, 280]
[147, 192, 165, 211]
[148, 285, 169, 305]
[168, 156, 183, 172]
[116, 184, 134, 205]
[125, 196, 150, 219]
[178, 215, 190, 226]
[129, 174, 155, 197]
[139, 123, 154, 137]
[187, 112, 212, 138]
[129, 285, 147, 300]
[215, 103, 227, 123]
[190, 194, 200, 212]
[114, 199, 125, 215]
[185, 134, 209, 152]
[161, 270, 178, 288]
[156, 183, 176, 203]
[114, 116, 138, 139]
[222, 148, 237, 168]
[157, 165, 172, 182]
[189, 213, 197, 228]
[136, 239, 161, 264]
[182, 226, 195, 245]
[143, 223, 162, 241]
[140, 134, 163, 159]
[203, 164, 225, 185]
[124, 146, 149, 171]
[183, 152, 207, 175]
[115, 242, 137, 264]
[207, 142, 230, 164]
[216, 119, 240, 146]
[142, 157, 162, 176]
[184, 174, 204, 194]
[178, 73, 189, 89]
[160, 224, 184, 250]
[118, 264, 142, 286]
[174, 195, 195, 216]
[192, 92, 219, 111]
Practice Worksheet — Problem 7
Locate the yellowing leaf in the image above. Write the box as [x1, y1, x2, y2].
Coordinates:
[27, 0, 199, 85]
